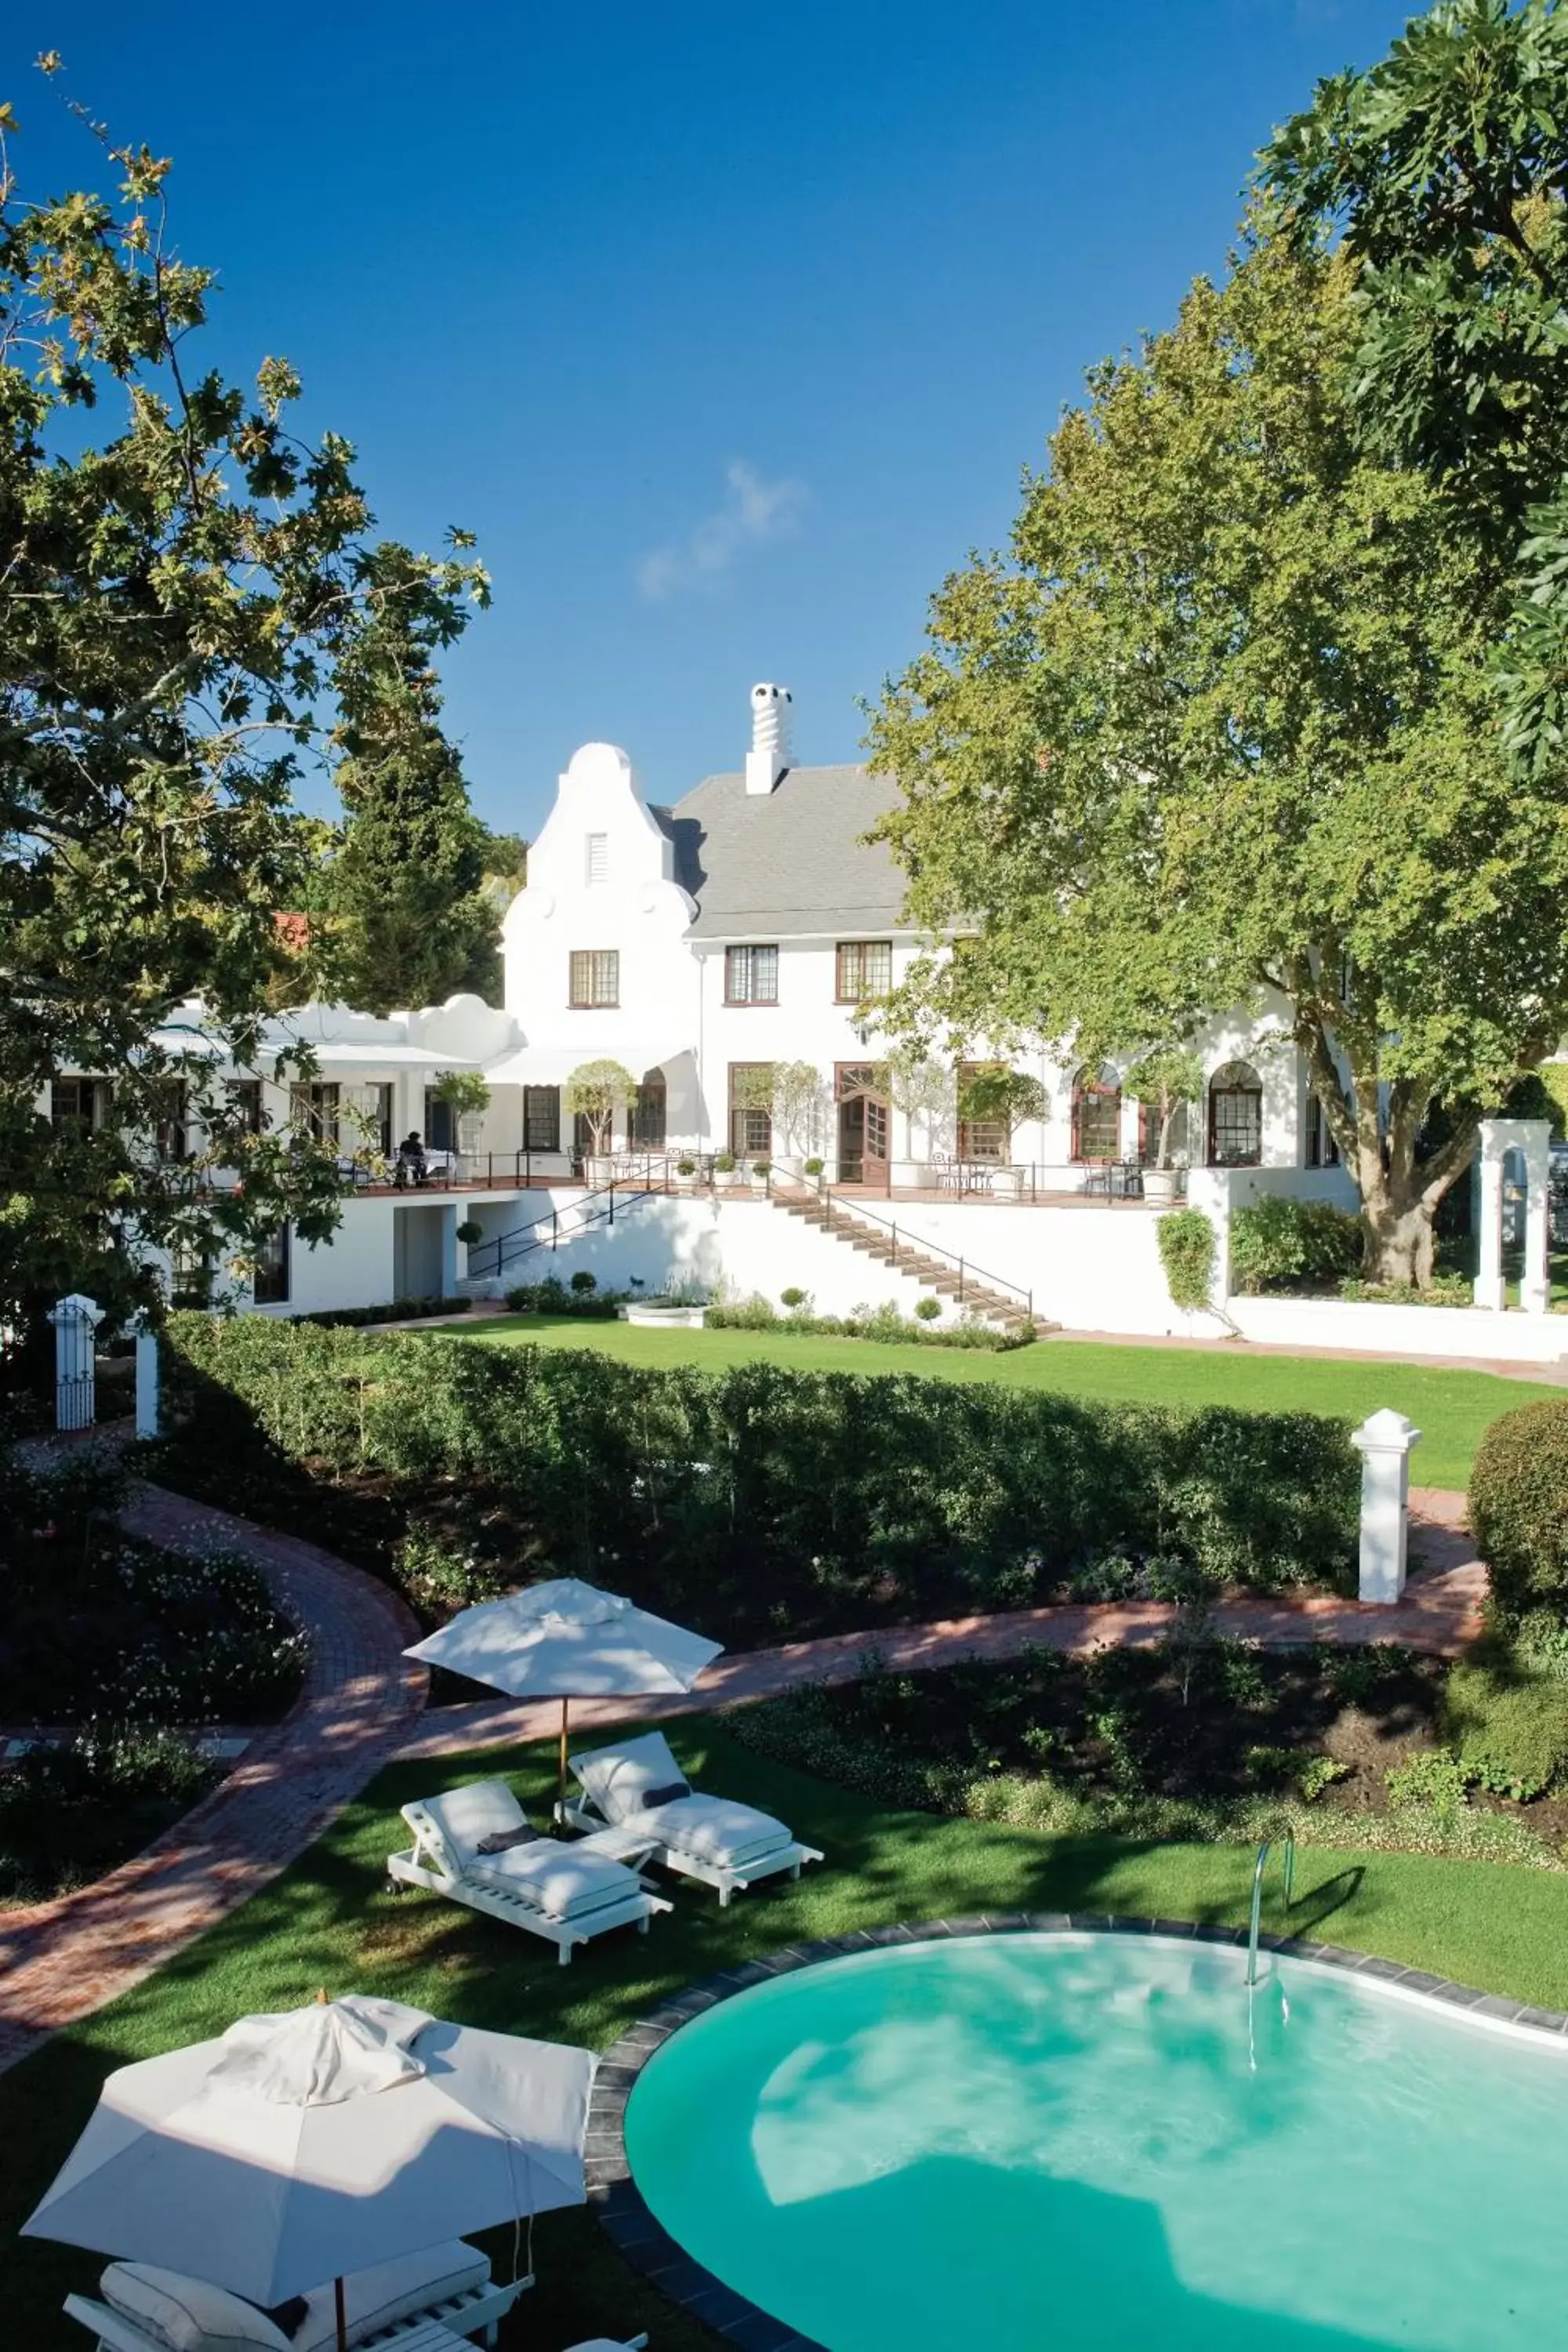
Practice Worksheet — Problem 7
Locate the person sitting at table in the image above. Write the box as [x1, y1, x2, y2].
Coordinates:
[394, 1131, 427, 1189]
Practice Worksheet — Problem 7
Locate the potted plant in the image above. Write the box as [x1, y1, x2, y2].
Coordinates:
[713, 1151, 739, 1189]
[769, 1060, 824, 1173]
[803, 1154, 826, 1191]
[455, 1218, 484, 1250]
[1130, 1045, 1203, 1205]
[673, 1156, 699, 1191]
[750, 1158, 771, 1192]
[888, 1049, 952, 1184]
[430, 1069, 492, 1160]
[564, 1058, 634, 1185]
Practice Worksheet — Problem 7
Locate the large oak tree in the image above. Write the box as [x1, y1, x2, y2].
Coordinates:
[868, 230, 1568, 1283]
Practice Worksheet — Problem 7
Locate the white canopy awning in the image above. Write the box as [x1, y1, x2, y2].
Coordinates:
[481, 1044, 690, 1087]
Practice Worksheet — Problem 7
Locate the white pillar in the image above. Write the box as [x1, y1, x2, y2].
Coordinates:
[1351, 1409, 1422, 1602]
[1475, 1117, 1552, 1313]
[47, 1293, 104, 1432]
[1523, 1123, 1551, 1316]
[134, 1314, 160, 1439]
[1474, 1144, 1506, 1312]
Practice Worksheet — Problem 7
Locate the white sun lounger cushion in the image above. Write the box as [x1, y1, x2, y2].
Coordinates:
[572, 1731, 692, 1827]
[466, 1837, 644, 1922]
[291, 2238, 490, 2352]
[627, 1793, 795, 1870]
[99, 2267, 292, 2352]
[404, 1778, 531, 1874]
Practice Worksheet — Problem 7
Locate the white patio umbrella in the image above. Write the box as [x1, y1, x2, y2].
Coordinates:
[24, 1994, 593, 2352]
[405, 1574, 724, 1812]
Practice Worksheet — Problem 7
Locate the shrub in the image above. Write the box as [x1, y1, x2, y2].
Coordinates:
[676, 1158, 697, 1176]
[1441, 1647, 1568, 1798]
[1157, 1207, 1216, 1311]
[779, 1287, 808, 1309]
[293, 1295, 470, 1330]
[1229, 1195, 1362, 1294]
[569, 1270, 597, 1294]
[804, 1156, 825, 1176]
[713, 1152, 736, 1174]
[751, 1160, 771, 1179]
[1386, 1748, 1468, 1830]
[914, 1296, 942, 1322]
[503, 1275, 622, 1319]
[455, 1220, 485, 1247]
[158, 1313, 1363, 1642]
[1470, 1399, 1568, 1618]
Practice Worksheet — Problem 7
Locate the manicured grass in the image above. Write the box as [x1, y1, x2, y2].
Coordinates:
[9, 1724, 1568, 2351]
[451, 1316, 1561, 1490]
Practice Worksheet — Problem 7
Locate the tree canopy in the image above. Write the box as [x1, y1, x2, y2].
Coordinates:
[868, 227, 1567, 1280]
[0, 74, 487, 1369]
[1263, 0, 1568, 768]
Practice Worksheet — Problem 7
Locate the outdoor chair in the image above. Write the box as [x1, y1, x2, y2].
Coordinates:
[564, 1730, 824, 1907]
[64, 2238, 525, 2352]
[386, 1778, 672, 1963]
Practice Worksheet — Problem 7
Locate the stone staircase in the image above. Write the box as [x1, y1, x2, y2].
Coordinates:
[768, 1188, 1056, 1332]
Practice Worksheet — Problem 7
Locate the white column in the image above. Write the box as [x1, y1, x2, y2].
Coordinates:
[134, 1314, 160, 1439]
[1474, 1142, 1506, 1312]
[1351, 1409, 1422, 1602]
[1523, 1123, 1552, 1316]
[47, 1293, 104, 1432]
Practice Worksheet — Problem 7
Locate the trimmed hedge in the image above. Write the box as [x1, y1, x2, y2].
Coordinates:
[156, 1314, 1360, 1643]
[292, 1294, 470, 1330]
[1469, 1397, 1568, 1618]
[1441, 1648, 1568, 1800]
[1229, 1195, 1362, 1294]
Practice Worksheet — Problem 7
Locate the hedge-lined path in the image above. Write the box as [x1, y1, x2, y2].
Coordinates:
[401, 1486, 1484, 1761]
[0, 1483, 426, 2077]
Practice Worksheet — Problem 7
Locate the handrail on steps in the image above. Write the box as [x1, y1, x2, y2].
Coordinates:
[466, 1156, 670, 1279]
[1246, 1826, 1296, 1987]
[761, 1161, 1034, 1321]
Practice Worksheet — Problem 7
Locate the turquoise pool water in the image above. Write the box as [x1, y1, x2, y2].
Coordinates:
[623, 1933, 1568, 2351]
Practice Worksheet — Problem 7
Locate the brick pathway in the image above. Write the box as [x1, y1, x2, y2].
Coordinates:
[401, 1486, 1485, 1761]
[0, 1486, 426, 2076]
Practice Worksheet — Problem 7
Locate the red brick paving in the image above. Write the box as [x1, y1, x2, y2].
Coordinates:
[0, 1479, 1484, 2072]
[402, 1487, 1485, 1761]
[0, 1484, 426, 2076]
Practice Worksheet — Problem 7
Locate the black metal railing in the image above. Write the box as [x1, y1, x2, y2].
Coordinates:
[465, 1166, 670, 1281]
[760, 1162, 1036, 1320]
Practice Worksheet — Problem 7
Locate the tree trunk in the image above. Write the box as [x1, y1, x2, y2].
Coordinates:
[1359, 1183, 1439, 1287]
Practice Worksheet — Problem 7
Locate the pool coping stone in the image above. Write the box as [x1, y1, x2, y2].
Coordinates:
[585, 1911, 1568, 2352]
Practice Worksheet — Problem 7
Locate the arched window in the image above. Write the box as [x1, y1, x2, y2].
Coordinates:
[1071, 1065, 1121, 1163]
[1208, 1061, 1263, 1167]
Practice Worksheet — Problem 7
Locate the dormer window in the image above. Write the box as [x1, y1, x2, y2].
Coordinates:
[585, 833, 608, 885]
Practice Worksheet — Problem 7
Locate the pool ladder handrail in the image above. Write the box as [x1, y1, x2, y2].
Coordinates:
[1245, 1826, 1296, 1987]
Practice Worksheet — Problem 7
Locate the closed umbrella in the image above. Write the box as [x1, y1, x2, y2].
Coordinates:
[24, 1994, 593, 2352]
[405, 1575, 723, 1813]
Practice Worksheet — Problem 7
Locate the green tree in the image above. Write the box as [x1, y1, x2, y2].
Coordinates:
[0, 74, 487, 1374]
[565, 1060, 634, 1156]
[868, 229, 1563, 1284]
[1263, 0, 1568, 768]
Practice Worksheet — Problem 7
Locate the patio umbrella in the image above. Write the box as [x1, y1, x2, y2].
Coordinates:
[24, 1994, 593, 2352]
[404, 1574, 724, 1813]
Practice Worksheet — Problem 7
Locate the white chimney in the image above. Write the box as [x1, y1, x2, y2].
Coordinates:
[745, 681, 792, 795]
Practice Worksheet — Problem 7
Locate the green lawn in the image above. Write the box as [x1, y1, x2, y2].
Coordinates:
[449, 1316, 1562, 1490]
[10, 1723, 1568, 2352]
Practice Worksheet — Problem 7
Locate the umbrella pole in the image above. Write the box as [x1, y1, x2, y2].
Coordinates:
[334, 2277, 347, 2352]
[556, 1697, 569, 1829]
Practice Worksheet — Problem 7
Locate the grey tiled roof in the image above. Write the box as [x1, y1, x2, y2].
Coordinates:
[655, 762, 913, 939]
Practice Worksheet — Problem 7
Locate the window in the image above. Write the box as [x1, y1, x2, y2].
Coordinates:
[151, 1080, 187, 1163]
[1305, 1091, 1340, 1169]
[628, 1075, 666, 1149]
[1208, 1061, 1264, 1167]
[524, 1085, 561, 1152]
[836, 940, 893, 1003]
[50, 1076, 107, 1131]
[956, 1061, 1008, 1163]
[1071, 1065, 1121, 1163]
[585, 833, 608, 884]
[724, 944, 779, 1005]
[729, 1063, 774, 1159]
[227, 1079, 264, 1134]
[170, 1236, 216, 1309]
[569, 949, 619, 1007]
[252, 1223, 290, 1305]
[423, 1091, 455, 1153]
[289, 1081, 340, 1145]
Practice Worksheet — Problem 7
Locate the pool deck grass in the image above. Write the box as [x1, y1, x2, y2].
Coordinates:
[8, 1723, 1568, 2352]
[447, 1317, 1562, 1490]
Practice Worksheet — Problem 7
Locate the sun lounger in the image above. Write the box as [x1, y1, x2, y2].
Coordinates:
[564, 1730, 824, 1907]
[64, 2238, 525, 2352]
[386, 1778, 671, 1963]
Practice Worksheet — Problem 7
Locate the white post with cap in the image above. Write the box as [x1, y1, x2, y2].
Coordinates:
[133, 1312, 160, 1439]
[47, 1293, 104, 1432]
[1351, 1409, 1422, 1602]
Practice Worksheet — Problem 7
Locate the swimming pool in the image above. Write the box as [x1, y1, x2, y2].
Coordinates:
[619, 1929, 1568, 2351]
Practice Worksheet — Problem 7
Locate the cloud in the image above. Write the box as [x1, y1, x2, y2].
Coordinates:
[637, 460, 808, 600]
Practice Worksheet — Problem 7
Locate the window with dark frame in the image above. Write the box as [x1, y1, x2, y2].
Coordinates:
[628, 1076, 666, 1148]
[1305, 1092, 1340, 1168]
[289, 1081, 340, 1145]
[227, 1079, 264, 1134]
[568, 949, 619, 1007]
[835, 940, 893, 1003]
[170, 1235, 216, 1309]
[724, 944, 779, 1005]
[50, 1076, 107, 1131]
[151, 1080, 188, 1163]
[728, 1063, 773, 1158]
[1070, 1066, 1121, 1163]
[524, 1085, 561, 1152]
[956, 1060, 1008, 1163]
[1208, 1062, 1264, 1167]
[423, 1091, 455, 1153]
[252, 1223, 290, 1305]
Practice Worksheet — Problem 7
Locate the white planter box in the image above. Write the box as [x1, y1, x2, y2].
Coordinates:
[619, 1303, 707, 1327]
[1142, 1167, 1182, 1206]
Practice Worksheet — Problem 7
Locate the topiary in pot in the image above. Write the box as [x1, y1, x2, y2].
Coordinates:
[455, 1219, 484, 1247]
[569, 1270, 597, 1294]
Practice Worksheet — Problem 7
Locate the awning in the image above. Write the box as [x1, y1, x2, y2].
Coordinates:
[481, 1044, 690, 1087]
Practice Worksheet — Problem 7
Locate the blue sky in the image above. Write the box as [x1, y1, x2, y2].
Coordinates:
[5, 2, 1414, 836]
